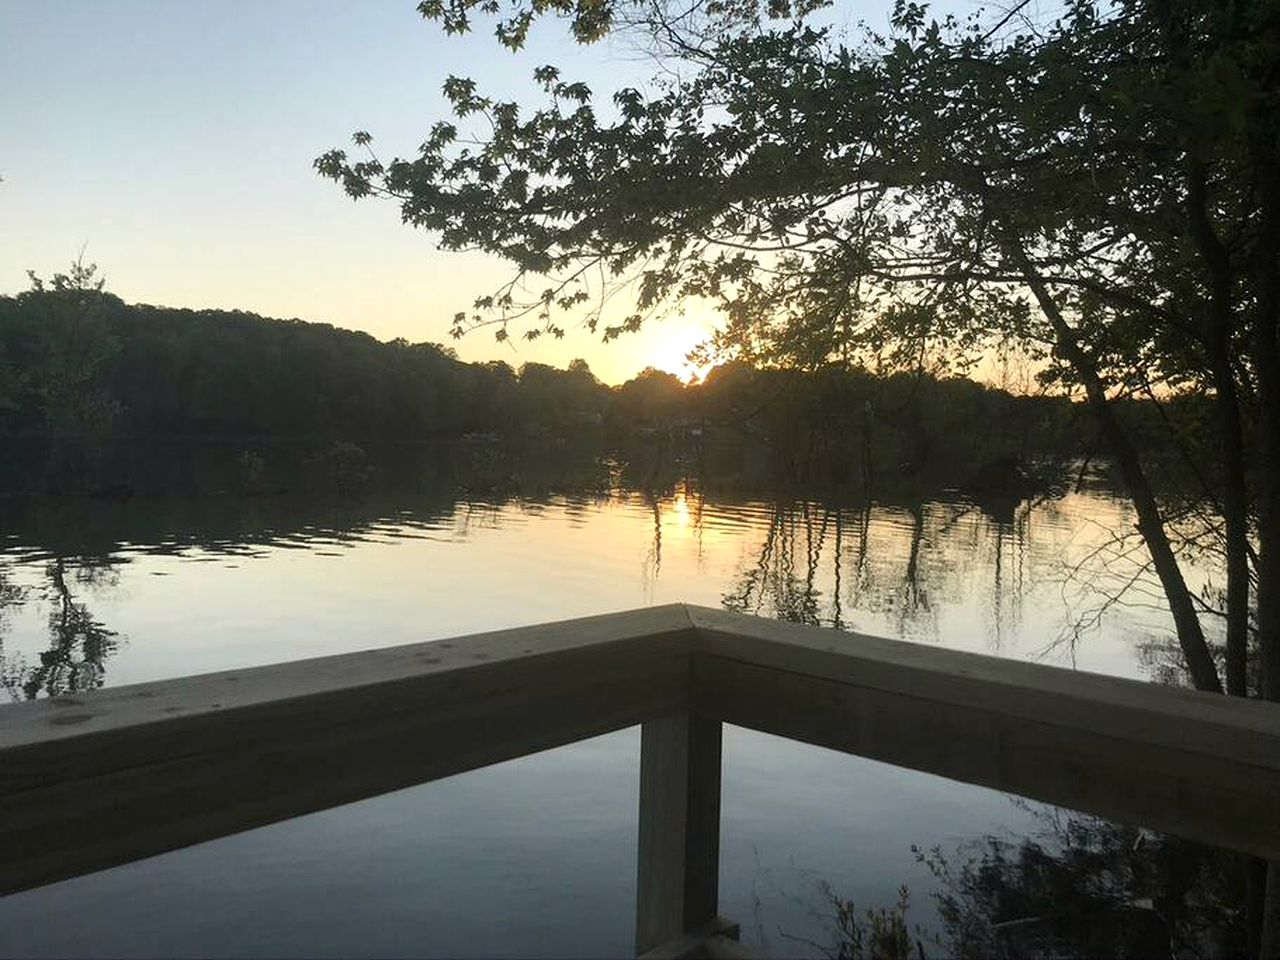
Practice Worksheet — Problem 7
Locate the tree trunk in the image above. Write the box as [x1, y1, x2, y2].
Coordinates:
[1205, 333, 1251, 696]
[1005, 236, 1224, 694]
[1251, 174, 1280, 960]
[1186, 156, 1252, 697]
[1256, 382, 1280, 957]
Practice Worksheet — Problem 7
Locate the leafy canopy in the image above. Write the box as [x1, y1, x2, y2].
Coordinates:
[316, 0, 1277, 397]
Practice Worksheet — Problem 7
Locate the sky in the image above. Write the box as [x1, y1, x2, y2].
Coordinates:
[0, 0, 907, 384]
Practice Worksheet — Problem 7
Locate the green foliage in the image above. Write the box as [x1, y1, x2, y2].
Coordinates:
[827, 885, 920, 960]
[413, 0, 829, 51]
[315, 0, 1276, 410]
[316, 2, 1051, 368]
[0, 288, 1180, 477]
[0, 293, 612, 441]
[11, 260, 121, 437]
[317, 0, 1280, 702]
[609, 366, 686, 425]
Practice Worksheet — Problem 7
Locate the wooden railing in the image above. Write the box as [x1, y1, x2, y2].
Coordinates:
[3, 604, 1279, 956]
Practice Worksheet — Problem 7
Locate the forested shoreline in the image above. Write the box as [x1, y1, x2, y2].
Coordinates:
[0, 281, 1201, 496]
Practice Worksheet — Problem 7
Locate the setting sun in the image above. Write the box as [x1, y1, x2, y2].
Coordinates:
[641, 313, 717, 383]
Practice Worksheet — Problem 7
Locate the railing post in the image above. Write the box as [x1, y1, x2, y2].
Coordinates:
[635, 712, 723, 955]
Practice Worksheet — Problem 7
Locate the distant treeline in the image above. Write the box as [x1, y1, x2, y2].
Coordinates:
[1, 286, 1192, 486]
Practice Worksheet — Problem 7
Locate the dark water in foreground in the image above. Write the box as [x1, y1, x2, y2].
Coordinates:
[0, 444, 1237, 957]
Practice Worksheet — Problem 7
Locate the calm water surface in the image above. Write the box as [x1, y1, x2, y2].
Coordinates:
[0, 449, 1208, 957]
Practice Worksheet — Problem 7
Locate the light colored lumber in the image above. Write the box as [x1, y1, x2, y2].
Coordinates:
[4, 600, 1280, 914]
[635, 714, 723, 954]
[687, 605, 1280, 859]
[0, 605, 697, 895]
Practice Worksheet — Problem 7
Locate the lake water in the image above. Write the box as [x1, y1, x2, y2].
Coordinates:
[0, 444, 1218, 957]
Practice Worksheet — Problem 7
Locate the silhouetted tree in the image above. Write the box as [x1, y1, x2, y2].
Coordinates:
[8, 259, 120, 437]
[317, 0, 1279, 700]
[319, 4, 1280, 943]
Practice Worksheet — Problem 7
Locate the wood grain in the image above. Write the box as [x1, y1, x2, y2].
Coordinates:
[4, 600, 1279, 911]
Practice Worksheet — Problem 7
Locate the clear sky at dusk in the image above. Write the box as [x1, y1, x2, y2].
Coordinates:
[0, 0, 905, 383]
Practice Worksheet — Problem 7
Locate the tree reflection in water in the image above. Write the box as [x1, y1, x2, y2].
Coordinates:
[917, 807, 1249, 960]
[0, 563, 26, 697]
[710, 492, 1254, 958]
[721, 495, 1032, 642]
[0, 557, 119, 701]
[791, 806, 1248, 960]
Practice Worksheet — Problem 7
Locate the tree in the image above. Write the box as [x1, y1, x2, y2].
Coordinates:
[318, 0, 1280, 950]
[318, 0, 1280, 694]
[0, 291, 614, 443]
[15, 259, 121, 438]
